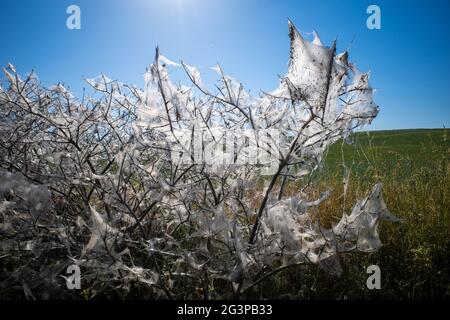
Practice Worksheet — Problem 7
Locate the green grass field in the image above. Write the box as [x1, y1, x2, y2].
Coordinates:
[252, 129, 450, 299]
[324, 128, 449, 171]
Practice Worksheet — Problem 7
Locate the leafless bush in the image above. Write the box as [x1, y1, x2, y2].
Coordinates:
[0, 21, 398, 299]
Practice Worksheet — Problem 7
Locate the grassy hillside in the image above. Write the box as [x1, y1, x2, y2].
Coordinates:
[324, 128, 448, 170]
[252, 129, 450, 299]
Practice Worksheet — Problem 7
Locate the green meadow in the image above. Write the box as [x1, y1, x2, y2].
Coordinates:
[324, 128, 449, 172]
[253, 129, 450, 299]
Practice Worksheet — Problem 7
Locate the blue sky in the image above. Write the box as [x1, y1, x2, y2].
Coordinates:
[1, 0, 449, 130]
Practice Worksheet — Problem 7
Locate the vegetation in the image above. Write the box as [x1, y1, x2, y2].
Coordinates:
[251, 129, 450, 299]
[1, 17, 447, 300]
[1, 21, 393, 300]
